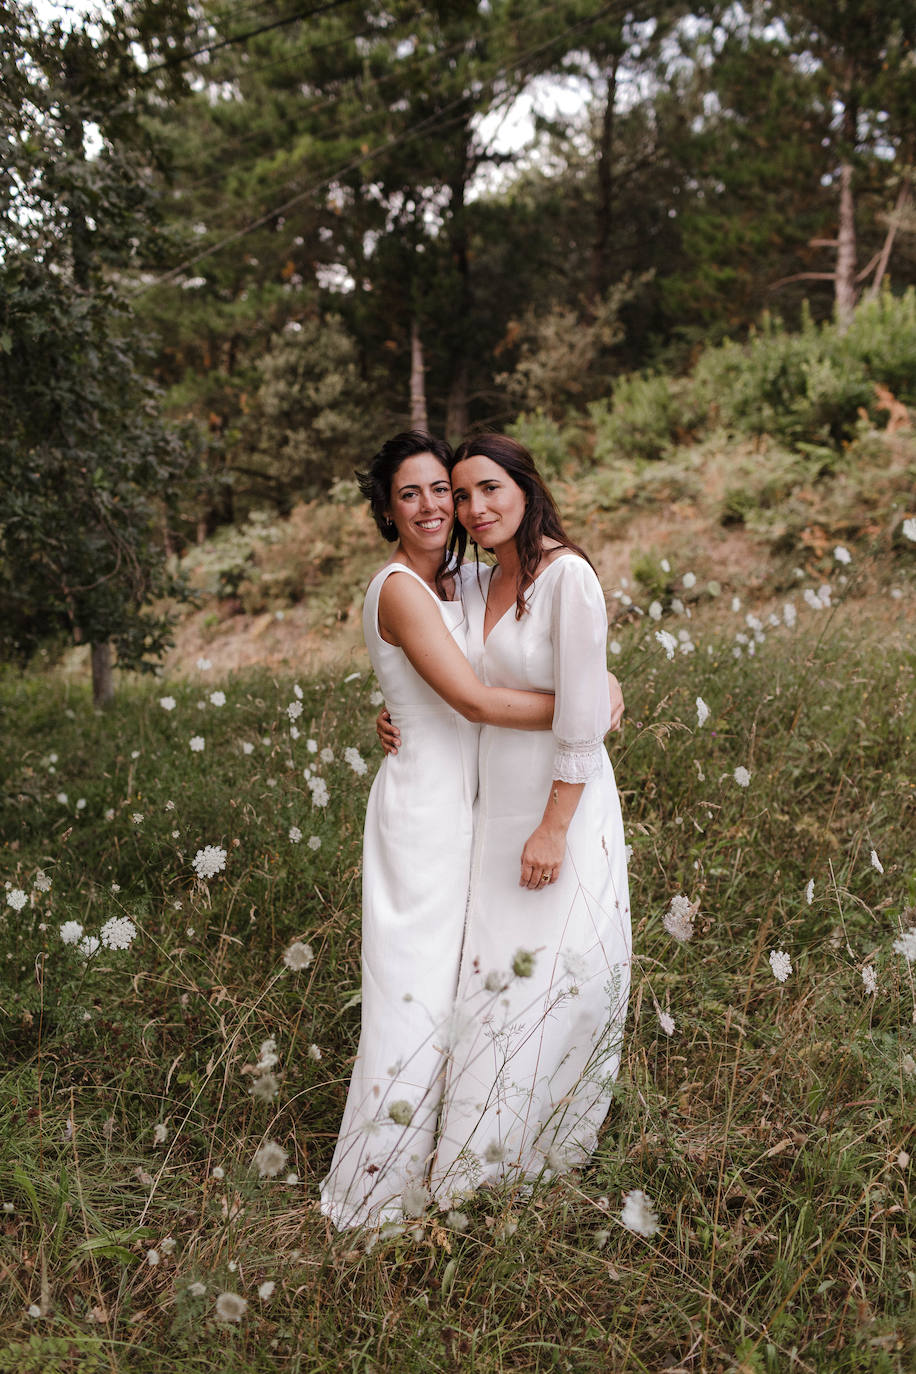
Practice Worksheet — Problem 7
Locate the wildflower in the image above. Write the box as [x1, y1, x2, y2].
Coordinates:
[28, 1305, 41, 1319]
[731, 596, 741, 612]
[902, 517, 916, 542]
[484, 968, 510, 992]
[388, 1100, 414, 1126]
[308, 835, 321, 851]
[892, 928, 916, 963]
[341, 747, 367, 779]
[209, 691, 226, 707]
[241, 741, 254, 755]
[131, 813, 144, 825]
[285, 1173, 299, 1185]
[402, 1183, 429, 1217]
[307, 1044, 321, 1061]
[56, 792, 68, 805]
[100, 916, 137, 950]
[512, 948, 536, 978]
[286, 700, 303, 722]
[104, 807, 115, 820]
[805, 879, 815, 905]
[695, 696, 709, 728]
[211, 1166, 225, 1180]
[6, 889, 27, 912]
[160, 1238, 176, 1254]
[146, 1249, 160, 1266]
[290, 725, 300, 739]
[834, 545, 852, 564]
[682, 571, 696, 589]
[33, 871, 51, 892]
[769, 949, 792, 982]
[258, 1281, 275, 1301]
[447, 1210, 469, 1231]
[189, 736, 205, 752]
[214, 1292, 246, 1322]
[79, 935, 100, 958]
[655, 629, 677, 659]
[306, 738, 318, 754]
[663, 894, 696, 943]
[733, 766, 751, 788]
[307, 776, 329, 807]
[152, 1123, 168, 1145]
[319, 746, 333, 762]
[192, 845, 227, 881]
[283, 941, 314, 972]
[293, 683, 303, 700]
[253, 1140, 288, 1177]
[250, 1073, 278, 1103]
[620, 1189, 659, 1238]
[159, 696, 176, 711]
[195, 657, 212, 671]
[76, 798, 86, 811]
[657, 1010, 675, 1036]
[870, 849, 884, 875]
[188, 1281, 206, 1298]
[861, 966, 877, 996]
[369, 690, 384, 706]
[60, 920, 84, 946]
[257, 1038, 279, 1071]
[648, 600, 663, 622]
[609, 639, 621, 655]
[288, 826, 302, 844]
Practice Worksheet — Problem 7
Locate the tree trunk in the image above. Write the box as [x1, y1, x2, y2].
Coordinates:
[91, 641, 114, 709]
[835, 161, 857, 331]
[445, 361, 468, 441]
[445, 131, 472, 441]
[589, 54, 619, 305]
[409, 318, 428, 431]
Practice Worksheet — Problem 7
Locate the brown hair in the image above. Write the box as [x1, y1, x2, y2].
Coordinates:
[448, 433, 594, 619]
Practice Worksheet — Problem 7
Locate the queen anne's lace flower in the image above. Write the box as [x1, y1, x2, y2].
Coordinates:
[209, 691, 226, 707]
[733, 766, 751, 788]
[834, 545, 852, 564]
[769, 949, 792, 982]
[893, 928, 916, 963]
[663, 894, 696, 942]
[33, 871, 51, 892]
[695, 696, 709, 728]
[6, 889, 27, 911]
[307, 776, 329, 807]
[159, 696, 176, 711]
[287, 700, 303, 721]
[344, 747, 368, 776]
[100, 916, 137, 950]
[288, 826, 302, 844]
[189, 736, 205, 752]
[621, 1189, 659, 1237]
[60, 920, 84, 946]
[308, 835, 321, 851]
[192, 845, 227, 881]
[861, 965, 878, 995]
[870, 848, 884, 874]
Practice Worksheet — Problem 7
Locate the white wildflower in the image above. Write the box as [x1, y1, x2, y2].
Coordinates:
[131, 813, 143, 825]
[214, 1292, 246, 1322]
[209, 691, 226, 707]
[258, 1281, 275, 1301]
[307, 738, 318, 753]
[75, 798, 86, 811]
[56, 792, 68, 805]
[861, 965, 877, 996]
[195, 657, 212, 671]
[160, 1237, 176, 1255]
[100, 916, 137, 950]
[6, 889, 27, 912]
[288, 826, 302, 844]
[893, 928, 916, 963]
[252, 1140, 288, 1178]
[805, 879, 815, 904]
[27, 1305, 41, 1319]
[655, 630, 677, 660]
[833, 545, 851, 564]
[283, 941, 314, 972]
[146, 1249, 160, 1266]
[187, 1281, 206, 1298]
[211, 1166, 225, 1180]
[870, 849, 884, 875]
[648, 600, 663, 622]
[319, 746, 333, 762]
[33, 871, 51, 892]
[369, 690, 384, 706]
[307, 835, 321, 851]
[241, 741, 254, 754]
[307, 1043, 321, 1061]
[769, 949, 792, 982]
[620, 1189, 659, 1238]
[79, 935, 100, 958]
[731, 596, 741, 612]
[609, 639, 621, 655]
[402, 1183, 429, 1218]
[152, 1123, 168, 1145]
[682, 571, 696, 589]
[189, 736, 205, 752]
[663, 894, 696, 942]
[160, 696, 176, 711]
[290, 725, 300, 739]
[670, 596, 685, 615]
[695, 696, 709, 728]
[293, 683, 303, 700]
[104, 807, 114, 820]
[192, 845, 227, 881]
[902, 517, 916, 542]
[60, 920, 84, 946]
[733, 766, 751, 788]
[307, 776, 329, 807]
[344, 747, 367, 776]
[286, 700, 303, 722]
[447, 1210, 469, 1231]
[657, 1010, 675, 1036]
[250, 1072, 279, 1103]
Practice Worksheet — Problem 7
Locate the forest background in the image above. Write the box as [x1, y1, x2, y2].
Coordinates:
[2, 2, 916, 1372]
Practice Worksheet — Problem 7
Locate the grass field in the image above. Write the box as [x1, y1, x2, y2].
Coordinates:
[2, 548, 915, 1372]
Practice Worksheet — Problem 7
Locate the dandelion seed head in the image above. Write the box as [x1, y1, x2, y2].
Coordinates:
[620, 1189, 659, 1238]
[214, 1292, 246, 1322]
[609, 639, 621, 655]
[211, 1166, 225, 1180]
[253, 1140, 288, 1177]
[27, 1305, 41, 1319]
[56, 792, 68, 805]
[283, 941, 314, 972]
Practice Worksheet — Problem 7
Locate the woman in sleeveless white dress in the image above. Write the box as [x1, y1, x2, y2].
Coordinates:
[320, 433, 562, 1230]
[430, 436, 632, 1204]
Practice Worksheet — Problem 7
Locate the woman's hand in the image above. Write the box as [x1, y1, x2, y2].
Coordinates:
[519, 820, 566, 890]
[376, 707, 400, 756]
[607, 671, 624, 732]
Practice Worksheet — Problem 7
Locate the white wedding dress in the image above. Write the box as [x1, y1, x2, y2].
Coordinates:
[431, 555, 631, 1202]
[320, 564, 479, 1229]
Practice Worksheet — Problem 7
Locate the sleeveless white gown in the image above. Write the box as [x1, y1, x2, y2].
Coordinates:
[320, 564, 479, 1229]
[431, 555, 631, 1203]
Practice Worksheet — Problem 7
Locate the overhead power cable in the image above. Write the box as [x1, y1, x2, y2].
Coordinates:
[143, 0, 359, 73]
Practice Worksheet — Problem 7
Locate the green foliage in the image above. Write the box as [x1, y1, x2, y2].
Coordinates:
[589, 371, 681, 464]
[504, 409, 581, 476]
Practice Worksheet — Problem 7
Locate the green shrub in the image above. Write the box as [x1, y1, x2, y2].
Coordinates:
[505, 409, 582, 476]
[589, 372, 678, 464]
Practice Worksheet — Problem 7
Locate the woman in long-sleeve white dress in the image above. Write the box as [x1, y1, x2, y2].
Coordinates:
[430, 433, 632, 1203]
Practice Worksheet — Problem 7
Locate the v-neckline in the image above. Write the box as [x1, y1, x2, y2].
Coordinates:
[481, 553, 577, 646]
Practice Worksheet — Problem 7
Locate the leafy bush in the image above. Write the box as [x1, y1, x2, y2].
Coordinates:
[589, 372, 680, 464]
[505, 409, 582, 475]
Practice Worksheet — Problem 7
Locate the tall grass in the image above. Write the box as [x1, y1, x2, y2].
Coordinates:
[1, 577, 914, 1372]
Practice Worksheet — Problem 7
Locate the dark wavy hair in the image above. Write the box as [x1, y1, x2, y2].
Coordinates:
[448, 433, 594, 620]
[355, 430, 453, 542]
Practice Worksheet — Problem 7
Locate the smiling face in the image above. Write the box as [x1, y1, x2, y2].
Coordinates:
[450, 454, 527, 552]
[384, 452, 454, 555]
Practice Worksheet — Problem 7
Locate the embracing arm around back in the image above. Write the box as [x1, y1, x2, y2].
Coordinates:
[378, 570, 554, 730]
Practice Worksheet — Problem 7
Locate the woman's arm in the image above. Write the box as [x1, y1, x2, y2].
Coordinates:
[519, 559, 613, 888]
[378, 571, 554, 729]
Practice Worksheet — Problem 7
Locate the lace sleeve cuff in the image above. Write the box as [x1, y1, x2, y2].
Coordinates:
[552, 739, 605, 784]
